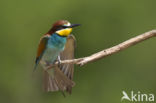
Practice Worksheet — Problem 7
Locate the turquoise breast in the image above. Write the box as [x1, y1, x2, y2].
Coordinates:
[42, 33, 67, 63]
[48, 33, 66, 50]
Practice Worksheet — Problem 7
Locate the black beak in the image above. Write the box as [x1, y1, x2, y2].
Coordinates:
[70, 24, 81, 28]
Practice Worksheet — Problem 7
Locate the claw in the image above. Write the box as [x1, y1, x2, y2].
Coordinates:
[57, 55, 62, 67]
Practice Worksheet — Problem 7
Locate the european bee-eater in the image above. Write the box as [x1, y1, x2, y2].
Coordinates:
[35, 20, 80, 94]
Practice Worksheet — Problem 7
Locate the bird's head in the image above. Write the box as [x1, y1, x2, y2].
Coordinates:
[50, 20, 80, 37]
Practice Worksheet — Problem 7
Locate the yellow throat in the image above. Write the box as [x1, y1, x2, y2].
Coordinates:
[56, 28, 72, 37]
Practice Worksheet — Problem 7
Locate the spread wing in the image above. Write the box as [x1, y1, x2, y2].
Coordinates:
[59, 35, 76, 81]
[34, 35, 50, 70]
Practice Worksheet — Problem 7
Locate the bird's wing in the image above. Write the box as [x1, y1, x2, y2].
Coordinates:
[34, 35, 50, 69]
[59, 34, 76, 81]
[58, 34, 76, 93]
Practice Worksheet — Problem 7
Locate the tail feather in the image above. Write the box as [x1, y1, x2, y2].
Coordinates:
[43, 66, 75, 93]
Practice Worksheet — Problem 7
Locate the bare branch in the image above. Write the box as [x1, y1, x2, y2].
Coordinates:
[54, 30, 156, 66]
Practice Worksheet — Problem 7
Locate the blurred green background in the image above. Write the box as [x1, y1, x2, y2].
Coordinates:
[0, 0, 156, 103]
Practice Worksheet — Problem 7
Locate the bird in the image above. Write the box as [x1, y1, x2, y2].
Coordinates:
[34, 20, 80, 94]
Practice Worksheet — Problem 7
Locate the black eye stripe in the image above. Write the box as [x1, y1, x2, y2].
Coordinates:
[62, 26, 68, 28]
[56, 25, 68, 30]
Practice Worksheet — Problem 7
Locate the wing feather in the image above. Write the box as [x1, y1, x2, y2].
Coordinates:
[59, 35, 76, 80]
[35, 35, 50, 68]
[59, 34, 76, 93]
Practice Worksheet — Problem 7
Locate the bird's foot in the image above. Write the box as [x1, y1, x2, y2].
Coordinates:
[57, 56, 62, 67]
